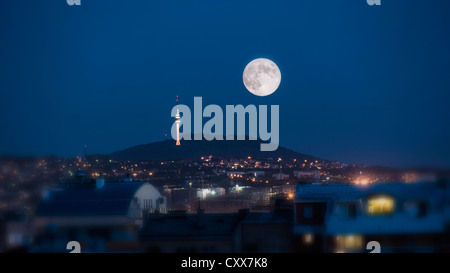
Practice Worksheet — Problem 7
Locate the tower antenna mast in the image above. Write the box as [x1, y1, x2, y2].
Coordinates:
[175, 95, 181, 146]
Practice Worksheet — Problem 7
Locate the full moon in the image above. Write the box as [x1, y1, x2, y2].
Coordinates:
[243, 58, 281, 96]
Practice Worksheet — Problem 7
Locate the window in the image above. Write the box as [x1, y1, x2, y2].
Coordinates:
[304, 207, 313, 218]
[296, 202, 327, 225]
[337, 203, 357, 219]
[335, 235, 363, 250]
[367, 195, 394, 215]
[348, 204, 357, 218]
[404, 201, 428, 218]
[303, 233, 314, 245]
[7, 234, 22, 246]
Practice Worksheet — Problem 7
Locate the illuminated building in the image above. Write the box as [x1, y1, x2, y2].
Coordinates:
[197, 187, 226, 200]
[175, 107, 181, 146]
[293, 182, 449, 253]
[272, 173, 289, 180]
[293, 170, 320, 180]
[226, 171, 245, 178]
[248, 171, 265, 177]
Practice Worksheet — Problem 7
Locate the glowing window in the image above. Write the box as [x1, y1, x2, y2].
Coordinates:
[303, 233, 314, 245]
[335, 235, 363, 250]
[367, 195, 394, 215]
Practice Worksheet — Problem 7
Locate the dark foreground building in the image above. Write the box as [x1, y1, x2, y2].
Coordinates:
[140, 202, 294, 253]
[32, 179, 166, 252]
[293, 181, 450, 253]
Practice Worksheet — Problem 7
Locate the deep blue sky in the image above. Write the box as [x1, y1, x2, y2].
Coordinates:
[0, 0, 449, 168]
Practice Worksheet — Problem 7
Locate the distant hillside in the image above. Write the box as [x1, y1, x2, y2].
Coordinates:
[110, 138, 320, 161]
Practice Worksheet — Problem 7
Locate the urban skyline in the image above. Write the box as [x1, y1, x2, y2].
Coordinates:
[1, 0, 450, 169]
[2, 0, 450, 257]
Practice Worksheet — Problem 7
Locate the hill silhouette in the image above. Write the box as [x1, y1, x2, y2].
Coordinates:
[110, 138, 320, 161]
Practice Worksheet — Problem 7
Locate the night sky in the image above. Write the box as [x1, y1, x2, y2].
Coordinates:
[0, 0, 449, 168]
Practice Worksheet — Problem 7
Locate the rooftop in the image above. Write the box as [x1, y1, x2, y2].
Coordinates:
[296, 181, 447, 201]
[35, 181, 149, 217]
[139, 210, 241, 240]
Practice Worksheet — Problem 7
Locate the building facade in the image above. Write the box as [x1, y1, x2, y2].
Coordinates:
[32, 180, 166, 252]
[293, 182, 449, 253]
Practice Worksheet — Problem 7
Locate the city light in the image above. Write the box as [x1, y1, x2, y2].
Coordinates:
[1, 0, 448, 256]
[367, 195, 394, 215]
[354, 178, 369, 185]
[303, 233, 313, 245]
